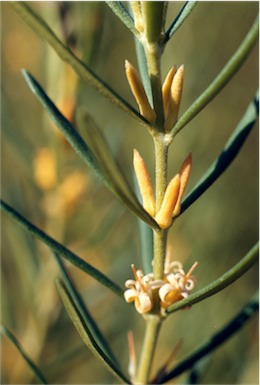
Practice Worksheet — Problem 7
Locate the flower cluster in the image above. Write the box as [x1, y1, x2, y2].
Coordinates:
[124, 260, 197, 315]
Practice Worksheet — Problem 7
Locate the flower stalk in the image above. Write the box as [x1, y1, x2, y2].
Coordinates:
[135, 315, 162, 384]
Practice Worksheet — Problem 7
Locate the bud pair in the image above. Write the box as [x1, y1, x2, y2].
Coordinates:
[125, 61, 184, 130]
[133, 150, 192, 229]
[162, 65, 184, 131]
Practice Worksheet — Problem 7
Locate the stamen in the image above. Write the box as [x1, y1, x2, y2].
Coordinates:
[131, 264, 139, 281]
[186, 261, 198, 278]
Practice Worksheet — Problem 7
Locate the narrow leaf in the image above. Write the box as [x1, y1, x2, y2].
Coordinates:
[106, 1, 140, 39]
[172, 16, 259, 136]
[0, 200, 124, 298]
[167, 242, 259, 314]
[1, 325, 48, 384]
[22, 71, 159, 230]
[135, 39, 153, 105]
[76, 109, 159, 229]
[133, 169, 154, 274]
[52, 252, 119, 367]
[160, 291, 259, 383]
[22, 70, 101, 172]
[10, 1, 150, 129]
[163, 2, 198, 44]
[56, 279, 131, 384]
[181, 91, 259, 213]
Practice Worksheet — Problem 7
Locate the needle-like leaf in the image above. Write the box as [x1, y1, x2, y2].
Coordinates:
[163, 1, 198, 44]
[160, 291, 259, 383]
[52, 252, 119, 367]
[1, 326, 48, 384]
[56, 279, 131, 384]
[166, 242, 259, 314]
[106, 1, 140, 39]
[22, 70, 160, 230]
[181, 91, 259, 214]
[1, 200, 124, 297]
[172, 15, 259, 136]
[10, 1, 151, 129]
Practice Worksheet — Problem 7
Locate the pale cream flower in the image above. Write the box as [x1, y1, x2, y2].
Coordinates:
[124, 258, 197, 314]
[159, 261, 198, 309]
[124, 264, 163, 314]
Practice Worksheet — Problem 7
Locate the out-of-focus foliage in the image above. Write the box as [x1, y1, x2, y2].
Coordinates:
[1, 2, 258, 384]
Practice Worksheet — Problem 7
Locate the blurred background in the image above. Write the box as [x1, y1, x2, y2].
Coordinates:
[1, 2, 258, 384]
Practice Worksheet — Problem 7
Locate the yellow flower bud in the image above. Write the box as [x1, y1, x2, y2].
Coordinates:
[172, 152, 192, 217]
[155, 174, 180, 229]
[125, 60, 156, 123]
[133, 149, 156, 217]
[162, 66, 177, 117]
[165, 65, 184, 131]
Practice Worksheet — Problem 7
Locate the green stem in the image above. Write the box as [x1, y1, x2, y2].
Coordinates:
[153, 135, 169, 209]
[145, 44, 165, 129]
[135, 315, 162, 384]
[135, 5, 170, 383]
[10, 1, 150, 130]
[153, 229, 167, 280]
[153, 134, 169, 280]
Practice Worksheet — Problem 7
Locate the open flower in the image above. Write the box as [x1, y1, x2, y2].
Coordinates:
[124, 264, 163, 314]
[159, 261, 198, 309]
[124, 259, 197, 315]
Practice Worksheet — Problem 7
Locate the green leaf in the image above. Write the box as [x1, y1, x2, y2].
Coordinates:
[22, 71, 159, 230]
[0, 200, 124, 298]
[10, 1, 151, 130]
[166, 242, 259, 314]
[76, 109, 159, 229]
[133, 170, 154, 274]
[172, 15, 259, 136]
[160, 291, 259, 383]
[135, 39, 153, 105]
[163, 1, 198, 44]
[52, 252, 119, 367]
[22, 70, 101, 172]
[106, 1, 140, 39]
[56, 279, 131, 384]
[181, 91, 259, 213]
[1, 326, 48, 384]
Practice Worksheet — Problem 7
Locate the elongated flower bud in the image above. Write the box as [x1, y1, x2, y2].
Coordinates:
[133, 149, 156, 217]
[172, 152, 192, 217]
[162, 66, 177, 117]
[165, 65, 184, 131]
[155, 174, 180, 229]
[125, 60, 156, 123]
